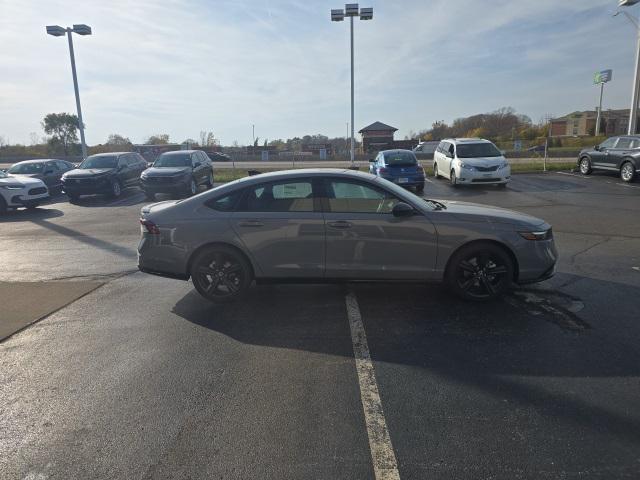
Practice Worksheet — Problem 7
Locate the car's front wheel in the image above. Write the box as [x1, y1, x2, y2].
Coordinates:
[445, 243, 514, 301]
[190, 246, 253, 303]
[186, 178, 197, 197]
[579, 157, 592, 175]
[450, 169, 458, 187]
[433, 163, 441, 179]
[0, 196, 7, 214]
[109, 179, 122, 198]
[621, 161, 636, 183]
[205, 172, 214, 188]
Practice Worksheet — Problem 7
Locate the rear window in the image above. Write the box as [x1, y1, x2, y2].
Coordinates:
[383, 151, 417, 166]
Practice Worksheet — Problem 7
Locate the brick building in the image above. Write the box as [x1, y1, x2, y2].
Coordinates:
[550, 109, 635, 137]
[358, 121, 416, 153]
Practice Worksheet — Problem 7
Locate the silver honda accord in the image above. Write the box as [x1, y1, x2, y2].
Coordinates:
[138, 169, 557, 302]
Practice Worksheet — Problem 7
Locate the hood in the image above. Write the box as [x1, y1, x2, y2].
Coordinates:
[0, 175, 46, 187]
[143, 167, 191, 176]
[64, 168, 115, 178]
[456, 156, 506, 166]
[433, 199, 547, 228]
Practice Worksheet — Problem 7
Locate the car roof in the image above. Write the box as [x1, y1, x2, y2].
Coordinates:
[161, 150, 199, 155]
[88, 152, 132, 157]
[223, 168, 378, 186]
[379, 149, 415, 154]
[443, 138, 492, 144]
[12, 158, 65, 164]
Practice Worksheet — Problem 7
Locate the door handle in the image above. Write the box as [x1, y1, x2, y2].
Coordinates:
[327, 220, 353, 229]
[237, 220, 264, 227]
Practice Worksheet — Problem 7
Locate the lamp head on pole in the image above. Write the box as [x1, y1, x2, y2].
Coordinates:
[72, 24, 92, 35]
[331, 9, 345, 21]
[46, 25, 66, 37]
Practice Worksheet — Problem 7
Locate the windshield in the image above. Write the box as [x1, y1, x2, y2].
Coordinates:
[8, 162, 44, 174]
[384, 151, 417, 166]
[80, 155, 118, 169]
[154, 154, 191, 167]
[456, 142, 502, 158]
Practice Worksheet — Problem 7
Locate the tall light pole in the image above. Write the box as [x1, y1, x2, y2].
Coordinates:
[331, 4, 373, 165]
[46, 24, 92, 159]
[617, 1, 640, 134]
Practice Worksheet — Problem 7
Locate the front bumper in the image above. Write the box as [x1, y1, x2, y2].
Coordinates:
[455, 167, 511, 184]
[515, 236, 558, 284]
[63, 177, 113, 196]
[3, 187, 49, 207]
[141, 177, 190, 194]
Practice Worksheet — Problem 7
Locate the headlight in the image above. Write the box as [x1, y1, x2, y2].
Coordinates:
[0, 184, 24, 190]
[459, 162, 475, 171]
[519, 229, 552, 241]
[498, 161, 509, 169]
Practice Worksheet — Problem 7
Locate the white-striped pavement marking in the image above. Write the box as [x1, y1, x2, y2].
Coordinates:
[345, 292, 401, 480]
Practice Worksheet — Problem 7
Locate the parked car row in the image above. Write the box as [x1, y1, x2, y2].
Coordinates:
[0, 150, 216, 212]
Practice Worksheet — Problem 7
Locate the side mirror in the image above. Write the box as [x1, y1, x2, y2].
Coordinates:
[193, 161, 202, 168]
[369, 158, 375, 162]
[594, 145, 600, 151]
[44, 169, 54, 175]
[392, 202, 415, 218]
[147, 162, 154, 168]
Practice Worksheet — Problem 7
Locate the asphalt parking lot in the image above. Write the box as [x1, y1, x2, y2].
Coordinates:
[1, 171, 640, 479]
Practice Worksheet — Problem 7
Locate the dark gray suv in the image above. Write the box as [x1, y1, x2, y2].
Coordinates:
[578, 135, 640, 182]
[138, 169, 557, 303]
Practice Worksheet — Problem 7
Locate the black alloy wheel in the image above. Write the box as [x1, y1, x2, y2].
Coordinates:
[110, 179, 122, 198]
[190, 246, 252, 303]
[621, 161, 636, 183]
[579, 157, 592, 175]
[446, 243, 514, 301]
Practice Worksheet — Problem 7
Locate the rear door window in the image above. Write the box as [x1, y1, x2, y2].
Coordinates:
[237, 180, 314, 212]
[616, 138, 633, 149]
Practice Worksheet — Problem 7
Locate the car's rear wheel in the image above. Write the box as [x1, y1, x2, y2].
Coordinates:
[190, 246, 253, 303]
[205, 172, 214, 188]
[416, 183, 424, 193]
[0, 196, 7, 214]
[620, 161, 636, 183]
[445, 243, 514, 301]
[579, 157, 592, 175]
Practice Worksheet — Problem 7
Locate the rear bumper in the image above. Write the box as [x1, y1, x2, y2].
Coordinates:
[138, 265, 189, 280]
[381, 175, 425, 187]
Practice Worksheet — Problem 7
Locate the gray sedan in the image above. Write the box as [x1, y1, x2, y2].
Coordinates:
[138, 169, 557, 302]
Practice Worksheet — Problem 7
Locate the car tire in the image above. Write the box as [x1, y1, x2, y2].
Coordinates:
[0, 196, 7, 214]
[26, 204, 39, 210]
[416, 183, 425, 193]
[445, 243, 514, 301]
[109, 179, 122, 198]
[450, 169, 458, 187]
[497, 183, 507, 189]
[190, 245, 253, 303]
[186, 178, 197, 197]
[205, 172, 214, 188]
[620, 161, 636, 183]
[579, 157, 592, 175]
[144, 191, 156, 201]
[434, 163, 441, 179]
[67, 193, 79, 203]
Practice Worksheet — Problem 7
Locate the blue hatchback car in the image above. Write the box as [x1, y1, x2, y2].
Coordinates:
[369, 149, 425, 192]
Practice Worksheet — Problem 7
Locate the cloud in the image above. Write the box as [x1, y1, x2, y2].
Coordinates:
[0, 0, 635, 144]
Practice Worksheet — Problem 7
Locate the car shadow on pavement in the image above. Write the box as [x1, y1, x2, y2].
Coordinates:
[69, 188, 147, 208]
[171, 276, 640, 446]
[0, 207, 64, 222]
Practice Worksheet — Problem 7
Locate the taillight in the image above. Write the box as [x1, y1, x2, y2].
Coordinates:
[378, 167, 388, 174]
[140, 219, 160, 234]
[416, 166, 424, 174]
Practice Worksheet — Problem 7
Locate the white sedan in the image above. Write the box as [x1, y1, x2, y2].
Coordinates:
[0, 170, 50, 213]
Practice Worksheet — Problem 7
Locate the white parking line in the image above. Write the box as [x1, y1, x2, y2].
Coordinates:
[345, 292, 401, 480]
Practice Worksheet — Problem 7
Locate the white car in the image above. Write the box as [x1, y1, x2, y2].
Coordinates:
[0, 170, 50, 213]
[433, 138, 510, 187]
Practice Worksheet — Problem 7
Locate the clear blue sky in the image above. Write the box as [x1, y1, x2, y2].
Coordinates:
[0, 0, 637, 146]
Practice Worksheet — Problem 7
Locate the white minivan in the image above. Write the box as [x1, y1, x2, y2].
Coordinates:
[433, 138, 510, 187]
